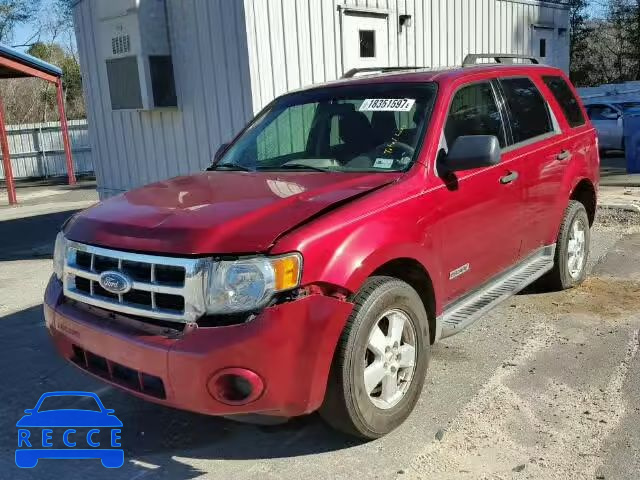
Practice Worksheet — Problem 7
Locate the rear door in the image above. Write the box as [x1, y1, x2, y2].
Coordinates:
[497, 75, 579, 257]
[434, 80, 524, 304]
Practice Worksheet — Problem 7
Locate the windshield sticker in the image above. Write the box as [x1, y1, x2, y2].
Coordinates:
[359, 98, 416, 112]
[373, 158, 394, 169]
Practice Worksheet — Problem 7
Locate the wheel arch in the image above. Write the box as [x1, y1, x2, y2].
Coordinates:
[570, 178, 597, 226]
[370, 258, 437, 345]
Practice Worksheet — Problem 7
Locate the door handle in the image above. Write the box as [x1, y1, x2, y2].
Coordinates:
[500, 171, 519, 184]
[557, 150, 571, 161]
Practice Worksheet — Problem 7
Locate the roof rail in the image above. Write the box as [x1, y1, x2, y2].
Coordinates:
[341, 66, 426, 79]
[462, 54, 540, 67]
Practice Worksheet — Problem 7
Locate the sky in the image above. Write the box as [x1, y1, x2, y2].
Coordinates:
[10, 0, 60, 52]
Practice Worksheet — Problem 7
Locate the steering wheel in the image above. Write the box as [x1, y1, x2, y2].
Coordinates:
[372, 141, 415, 158]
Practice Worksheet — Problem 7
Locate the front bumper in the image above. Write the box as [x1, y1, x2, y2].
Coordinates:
[44, 276, 353, 417]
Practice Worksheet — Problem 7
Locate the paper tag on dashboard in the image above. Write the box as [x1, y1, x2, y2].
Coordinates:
[360, 98, 416, 112]
[373, 158, 394, 169]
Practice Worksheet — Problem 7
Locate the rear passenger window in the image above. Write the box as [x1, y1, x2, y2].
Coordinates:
[542, 76, 586, 128]
[499, 77, 553, 144]
[444, 82, 506, 148]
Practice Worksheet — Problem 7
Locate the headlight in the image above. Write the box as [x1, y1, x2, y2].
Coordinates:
[53, 232, 67, 280]
[204, 253, 302, 314]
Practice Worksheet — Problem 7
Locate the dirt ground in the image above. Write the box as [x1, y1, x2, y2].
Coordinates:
[0, 205, 639, 480]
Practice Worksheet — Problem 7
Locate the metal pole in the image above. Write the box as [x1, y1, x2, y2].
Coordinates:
[0, 94, 16, 205]
[56, 78, 76, 185]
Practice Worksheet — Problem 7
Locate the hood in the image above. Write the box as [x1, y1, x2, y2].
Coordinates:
[65, 171, 400, 255]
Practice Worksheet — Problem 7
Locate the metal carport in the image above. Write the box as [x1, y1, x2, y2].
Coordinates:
[0, 44, 75, 205]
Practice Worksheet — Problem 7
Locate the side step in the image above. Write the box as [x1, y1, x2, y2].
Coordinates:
[438, 245, 556, 339]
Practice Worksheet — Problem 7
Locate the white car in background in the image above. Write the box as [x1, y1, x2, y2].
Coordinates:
[584, 101, 640, 152]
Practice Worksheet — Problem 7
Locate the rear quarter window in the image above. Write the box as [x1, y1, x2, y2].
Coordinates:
[542, 76, 586, 128]
[499, 77, 553, 144]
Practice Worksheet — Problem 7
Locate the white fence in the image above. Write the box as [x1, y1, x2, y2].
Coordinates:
[0, 119, 93, 180]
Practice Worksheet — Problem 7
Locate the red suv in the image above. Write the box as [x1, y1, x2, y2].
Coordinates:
[45, 55, 598, 439]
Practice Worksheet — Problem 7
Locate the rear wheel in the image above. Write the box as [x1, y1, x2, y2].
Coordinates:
[544, 200, 590, 291]
[320, 276, 430, 439]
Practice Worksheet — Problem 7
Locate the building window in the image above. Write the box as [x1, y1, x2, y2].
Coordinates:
[539, 38, 547, 58]
[359, 30, 375, 58]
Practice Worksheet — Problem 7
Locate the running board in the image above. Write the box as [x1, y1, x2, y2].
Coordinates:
[438, 245, 556, 339]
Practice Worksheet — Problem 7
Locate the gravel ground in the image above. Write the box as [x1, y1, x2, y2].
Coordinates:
[0, 206, 638, 480]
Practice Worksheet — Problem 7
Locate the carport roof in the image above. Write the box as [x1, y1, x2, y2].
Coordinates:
[0, 44, 63, 79]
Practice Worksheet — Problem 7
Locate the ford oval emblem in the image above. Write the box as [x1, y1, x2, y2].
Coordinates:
[98, 271, 132, 295]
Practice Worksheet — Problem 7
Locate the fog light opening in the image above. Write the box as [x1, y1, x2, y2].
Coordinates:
[208, 368, 264, 406]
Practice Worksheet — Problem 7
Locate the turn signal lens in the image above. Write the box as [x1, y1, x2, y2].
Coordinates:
[271, 254, 302, 291]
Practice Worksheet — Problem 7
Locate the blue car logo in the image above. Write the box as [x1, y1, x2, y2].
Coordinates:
[16, 391, 123, 468]
[98, 271, 132, 295]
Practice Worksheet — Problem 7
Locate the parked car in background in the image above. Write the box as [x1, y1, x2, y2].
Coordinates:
[45, 55, 599, 439]
[585, 101, 640, 152]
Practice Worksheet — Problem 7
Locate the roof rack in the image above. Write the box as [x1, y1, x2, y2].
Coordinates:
[462, 54, 540, 67]
[341, 66, 426, 79]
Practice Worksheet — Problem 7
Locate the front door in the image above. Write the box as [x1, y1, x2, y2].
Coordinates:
[342, 12, 389, 72]
[433, 80, 525, 304]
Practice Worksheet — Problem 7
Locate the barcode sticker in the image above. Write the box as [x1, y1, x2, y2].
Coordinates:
[359, 98, 416, 112]
[373, 158, 394, 169]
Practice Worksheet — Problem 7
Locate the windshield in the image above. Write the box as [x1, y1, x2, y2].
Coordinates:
[215, 83, 437, 173]
[621, 102, 640, 112]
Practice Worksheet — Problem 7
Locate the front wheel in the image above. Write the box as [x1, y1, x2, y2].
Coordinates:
[320, 276, 430, 439]
[544, 200, 590, 291]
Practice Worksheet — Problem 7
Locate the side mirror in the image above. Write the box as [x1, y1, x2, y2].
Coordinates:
[214, 142, 229, 163]
[444, 135, 501, 172]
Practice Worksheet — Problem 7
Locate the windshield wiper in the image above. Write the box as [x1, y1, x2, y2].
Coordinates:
[259, 164, 332, 173]
[207, 163, 253, 172]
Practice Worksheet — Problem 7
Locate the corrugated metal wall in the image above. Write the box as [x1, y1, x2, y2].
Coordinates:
[244, 0, 570, 112]
[74, 0, 253, 197]
[74, 0, 569, 197]
[0, 120, 92, 180]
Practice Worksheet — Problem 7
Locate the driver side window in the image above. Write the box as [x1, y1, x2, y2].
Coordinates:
[587, 105, 618, 121]
[444, 82, 506, 149]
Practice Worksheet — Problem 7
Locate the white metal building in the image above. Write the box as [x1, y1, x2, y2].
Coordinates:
[72, 0, 570, 197]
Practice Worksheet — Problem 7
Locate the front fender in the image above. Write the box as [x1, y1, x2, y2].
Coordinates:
[273, 211, 441, 301]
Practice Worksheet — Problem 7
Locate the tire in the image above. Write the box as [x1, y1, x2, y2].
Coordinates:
[543, 200, 590, 291]
[320, 276, 430, 439]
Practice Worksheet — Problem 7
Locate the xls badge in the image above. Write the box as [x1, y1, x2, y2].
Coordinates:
[449, 263, 470, 280]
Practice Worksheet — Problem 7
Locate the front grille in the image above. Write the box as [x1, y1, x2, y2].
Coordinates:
[71, 345, 166, 399]
[63, 241, 207, 322]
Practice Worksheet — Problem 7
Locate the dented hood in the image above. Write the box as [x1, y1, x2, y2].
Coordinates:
[64, 171, 400, 255]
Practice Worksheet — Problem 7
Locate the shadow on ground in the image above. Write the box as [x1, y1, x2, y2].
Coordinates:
[0, 175, 96, 190]
[0, 303, 359, 480]
[0, 210, 82, 261]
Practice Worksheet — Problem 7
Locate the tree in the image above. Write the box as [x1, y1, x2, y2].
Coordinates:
[567, 0, 593, 86]
[0, 0, 41, 44]
[27, 42, 84, 121]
